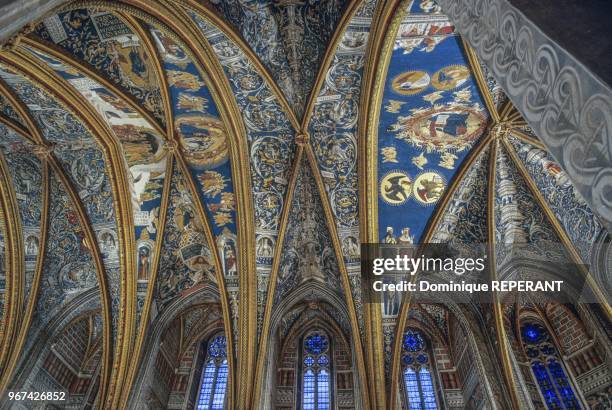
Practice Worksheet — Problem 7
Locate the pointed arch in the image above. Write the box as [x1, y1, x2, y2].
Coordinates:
[0, 52, 127, 402]
[0, 146, 49, 384]
[0, 145, 24, 380]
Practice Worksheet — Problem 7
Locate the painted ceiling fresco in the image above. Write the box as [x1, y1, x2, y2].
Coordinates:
[274, 158, 343, 305]
[0, 63, 121, 341]
[156, 163, 219, 310]
[0, 124, 43, 312]
[206, 0, 349, 118]
[507, 135, 604, 261]
[0, 0, 608, 404]
[27, 173, 99, 353]
[189, 10, 299, 338]
[35, 9, 166, 126]
[368, 0, 609, 394]
[0, 93, 24, 127]
[494, 144, 569, 264]
[20, 39, 169, 330]
[376, 0, 489, 245]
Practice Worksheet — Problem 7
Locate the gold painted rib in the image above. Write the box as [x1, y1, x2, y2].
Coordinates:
[175, 0, 300, 130]
[300, 0, 363, 127]
[463, 40, 501, 123]
[251, 145, 304, 406]
[0, 112, 32, 142]
[0, 77, 43, 144]
[305, 144, 371, 409]
[0, 48, 136, 405]
[0, 149, 24, 389]
[509, 128, 546, 149]
[358, 0, 407, 406]
[486, 139, 523, 409]
[21, 37, 167, 138]
[502, 137, 612, 319]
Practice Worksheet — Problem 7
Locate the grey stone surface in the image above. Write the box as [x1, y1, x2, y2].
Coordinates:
[438, 0, 612, 232]
[0, 0, 68, 43]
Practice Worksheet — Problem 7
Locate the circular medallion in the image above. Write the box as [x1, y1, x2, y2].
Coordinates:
[431, 65, 470, 90]
[394, 106, 486, 153]
[380, 171, 413, 205]
[176, 114, 228, 169]
[413, 172, 445, 205]
[391, 70, 431, 95]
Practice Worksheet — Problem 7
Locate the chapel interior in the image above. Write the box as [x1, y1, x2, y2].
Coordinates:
[0, 0, 609, 409]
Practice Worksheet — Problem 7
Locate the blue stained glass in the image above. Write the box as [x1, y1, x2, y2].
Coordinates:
[208, 336, 227, 358]
[532, 361, 563, 409]
[303, 369, 316, 410]
[404, 368, 421, 410]
[317, 369, 330, 410]
[419, 368, 438, 409]
[401, 329, 437, 409]
[541, 344, 555, 356]
[527, 347, 539, 358]
[211, 359, 228, 409]
[522, 323, 544, 344]
[305, 333, 329, 355]
[302, 331, 332, 409]
[548, 360, 581, 409]
[197, 361, 216, 409]
[197, 336, 228, 410]
[522, 323, 581, 410]
[403, 330, 425, 352]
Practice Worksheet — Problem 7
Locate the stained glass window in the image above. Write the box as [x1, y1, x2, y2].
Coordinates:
[197, 335, 228, 410]
[302, 331, 331, 410]
[401, 330, 438, 409]
[521, 322, 582, 409]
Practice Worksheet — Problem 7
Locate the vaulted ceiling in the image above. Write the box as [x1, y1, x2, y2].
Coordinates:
[0, 0, 607, 408]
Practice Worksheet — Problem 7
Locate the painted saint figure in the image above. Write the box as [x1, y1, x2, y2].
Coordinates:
[26, 235, 39, 255]
[138, 246, 150, 280]
[101, 232, 116, 254]
[383, 227, 397, 244]
[398, 228, 414, 244]
[257, 236, 273, 258]
[224, 242, 237, 276]
[343, 236, 360, 258]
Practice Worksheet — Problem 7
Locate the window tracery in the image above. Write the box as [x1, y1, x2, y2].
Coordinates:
[301, 331, 331, 410]
[401, 329, 438, 410]
[197, 335, 228, 410]
[521, 322, 581, 409]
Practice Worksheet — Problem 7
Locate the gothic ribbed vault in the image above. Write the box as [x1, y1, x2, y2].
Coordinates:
[0, 0, 609, 409]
